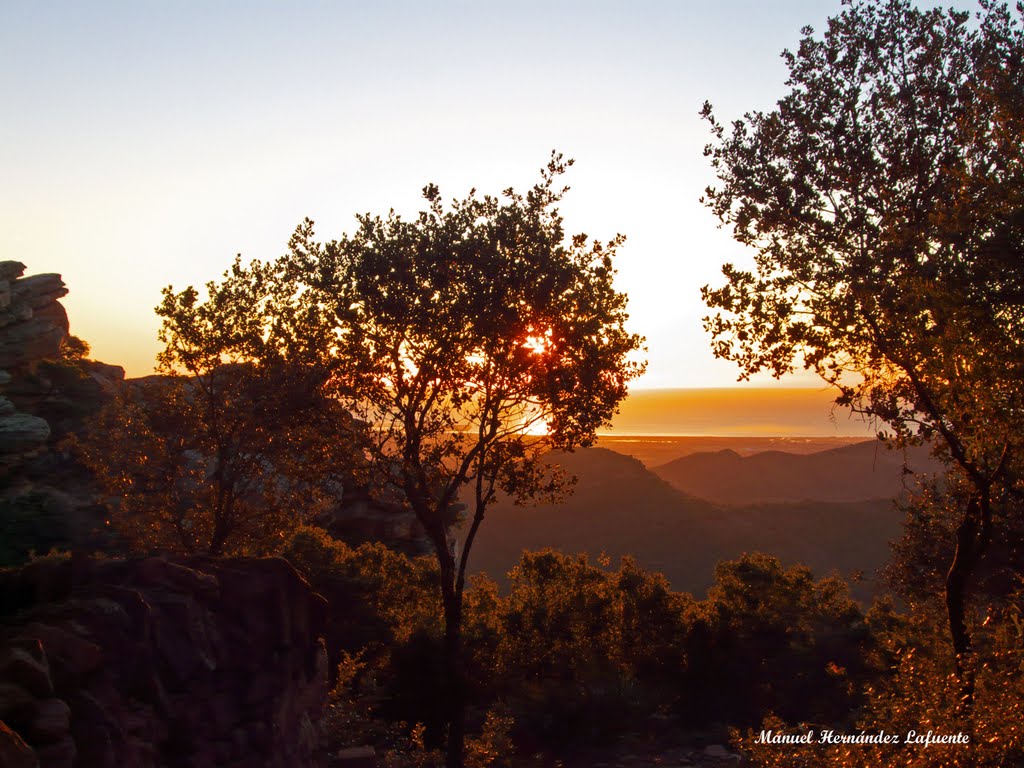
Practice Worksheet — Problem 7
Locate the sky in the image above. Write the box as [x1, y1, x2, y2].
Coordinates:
[1, 0, 844, 390]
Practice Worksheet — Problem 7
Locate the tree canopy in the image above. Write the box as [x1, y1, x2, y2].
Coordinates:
[278, 153, 643, 766]
[701, 0, 1024, 679]
[80, 258, 362, 556]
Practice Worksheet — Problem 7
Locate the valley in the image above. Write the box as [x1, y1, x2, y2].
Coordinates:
[466, 437, 942, 600]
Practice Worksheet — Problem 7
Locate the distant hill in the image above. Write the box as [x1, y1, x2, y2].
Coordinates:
[594, 434, 868, 468]
[465, 447, 903, 599]
[652, 440, 940, 505]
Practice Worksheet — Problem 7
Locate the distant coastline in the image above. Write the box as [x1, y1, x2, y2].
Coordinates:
[606, 387, 876, 439]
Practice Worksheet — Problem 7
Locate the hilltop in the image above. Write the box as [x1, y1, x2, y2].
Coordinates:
[652, 440, 939, 505]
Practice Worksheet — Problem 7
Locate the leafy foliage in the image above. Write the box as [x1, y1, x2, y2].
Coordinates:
[701, 0, 1024, 671]
[281, 529, 882, 761]
[685, 554, 880, 728]
[736, 602, 1024, 768]
[78, 261, 364, 556]
[280, 525, 441, 651]
[494, 551, 691, 751]
[76, 154, 641, 766]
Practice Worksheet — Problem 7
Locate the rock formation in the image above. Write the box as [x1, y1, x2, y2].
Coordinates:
[0, 555, 328, 768]
[0, 262, 65, 468]
[320, 481, 434, 558]
[0, 262, 125, 566]
[0, 262, 124, 441]
[0, 265, 69, 371]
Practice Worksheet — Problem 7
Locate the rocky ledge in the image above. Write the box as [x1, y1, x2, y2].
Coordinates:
[0, 555, 328, 768]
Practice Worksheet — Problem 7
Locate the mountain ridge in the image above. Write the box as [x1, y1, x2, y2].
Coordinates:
[467, 445, 907, 600]
[652, 440, 939, 505]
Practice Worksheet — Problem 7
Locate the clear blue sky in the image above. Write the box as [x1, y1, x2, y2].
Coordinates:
[1, 1, 843, 386]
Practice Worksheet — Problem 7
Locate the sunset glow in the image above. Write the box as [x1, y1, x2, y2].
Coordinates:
[1, 1, 839, 397]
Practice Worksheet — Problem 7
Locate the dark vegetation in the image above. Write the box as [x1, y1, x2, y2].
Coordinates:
[702, 0, 1024, 693]
[278, 526, 887, 764]
[69, 156, 645, 767]
[697, 0, 1024, 764]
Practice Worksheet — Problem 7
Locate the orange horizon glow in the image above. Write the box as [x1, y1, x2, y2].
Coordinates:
[604, 387, 875, 438]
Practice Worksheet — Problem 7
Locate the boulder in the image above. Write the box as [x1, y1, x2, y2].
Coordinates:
[11, 275, 68, 309]
[0, 262, 27, 282]
[336, 745, 376, 767]
[0, 556, 328, 768]
[0, 266, 69, 367]
[0, 265, 124, 566]
[703, 744, 740, 761]
[0, 644, 52, 698]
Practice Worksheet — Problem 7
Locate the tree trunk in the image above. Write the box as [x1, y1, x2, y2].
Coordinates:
[209, 514, 230, 556]
[440, 560, 465, 768]
[944, 494, 989, 709]
[945, 516, 974, 658]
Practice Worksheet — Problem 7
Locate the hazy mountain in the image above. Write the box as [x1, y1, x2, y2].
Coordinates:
[652, 440, 940, 505]
[466, 447, 903, 599]
[594, 434, 868, 468]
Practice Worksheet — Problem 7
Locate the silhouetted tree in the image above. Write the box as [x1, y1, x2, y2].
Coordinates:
[689, 554, 876, 727]
[277, 153, 644, 766]
[80, 260, 362, 555]
[701, 0, 1024, 695]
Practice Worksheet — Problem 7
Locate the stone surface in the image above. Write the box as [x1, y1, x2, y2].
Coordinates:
[336, 745, 377, 767]
[25, 698, 70, 743]
[0, 261, 27, 282]
[0, 412, 50, 456]
[82, 360, 126, 392]
[702, 743, 740, 761]
[0, 643, 52, 698]
[0, 555, 329, 768]
[0, 263, 71, 382]
[11, 275, 68, 309]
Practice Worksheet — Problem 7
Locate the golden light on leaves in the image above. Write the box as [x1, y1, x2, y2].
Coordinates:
[521, 328, 553, 357]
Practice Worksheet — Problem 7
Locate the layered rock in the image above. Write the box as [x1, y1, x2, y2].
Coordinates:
[0, 262, 125, 565]
[0, 555, 328, 768]
[0, 411, 50, 460]
[0, 264, 69, 372]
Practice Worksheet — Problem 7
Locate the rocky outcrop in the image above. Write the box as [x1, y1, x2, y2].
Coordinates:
[0, 555, 328, 768]
[0, 264, 69, 372]
[0, 263, 124, 566]
[321, 483, 434, 558]
[0, 411, 50, 459]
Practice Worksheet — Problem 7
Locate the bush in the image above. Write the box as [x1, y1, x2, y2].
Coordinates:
[681, 554, 880, 728]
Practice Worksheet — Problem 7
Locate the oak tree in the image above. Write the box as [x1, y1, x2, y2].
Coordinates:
[701, 0, 1024, 690]
[80, 259, 361, 555]
[279, 153, 644, 766]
